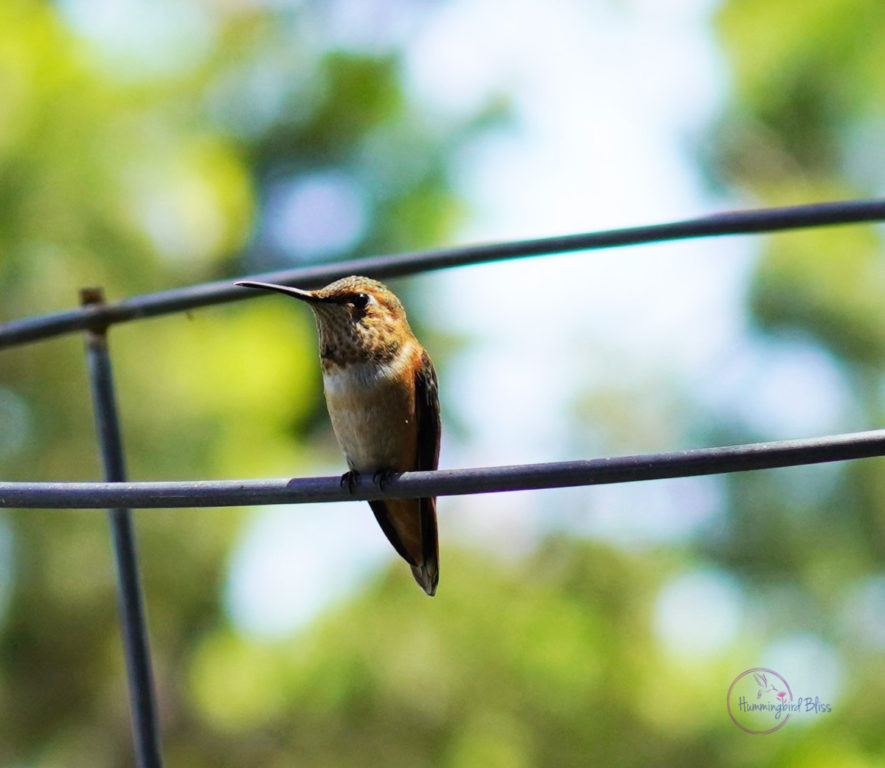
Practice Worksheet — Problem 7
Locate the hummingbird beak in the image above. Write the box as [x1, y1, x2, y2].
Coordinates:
[235, 280, 329, 304]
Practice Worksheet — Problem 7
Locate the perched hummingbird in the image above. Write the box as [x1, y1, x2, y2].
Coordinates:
[236, 276, 441, 595]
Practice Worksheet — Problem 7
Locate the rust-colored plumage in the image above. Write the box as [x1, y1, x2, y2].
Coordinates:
[236, 276, 441, 595]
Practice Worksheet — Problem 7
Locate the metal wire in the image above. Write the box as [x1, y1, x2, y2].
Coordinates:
[1, 197, 884, 349]
[81, 289, 163, 768]
[1, 428, 883, 509]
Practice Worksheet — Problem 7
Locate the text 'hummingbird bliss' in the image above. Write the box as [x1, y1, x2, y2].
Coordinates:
[236, 276, 441, 595]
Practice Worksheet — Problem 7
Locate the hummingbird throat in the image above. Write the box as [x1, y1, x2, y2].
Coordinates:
[313, 307, 404, 369]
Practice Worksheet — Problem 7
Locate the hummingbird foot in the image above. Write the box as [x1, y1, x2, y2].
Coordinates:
[340, 470, 360, 494]
[372, 470, 401, 491]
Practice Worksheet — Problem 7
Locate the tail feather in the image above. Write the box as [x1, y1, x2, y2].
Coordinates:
[369, 496, 438, 596]
[410, 560, 438, 596]
[414, 495, 438, 596]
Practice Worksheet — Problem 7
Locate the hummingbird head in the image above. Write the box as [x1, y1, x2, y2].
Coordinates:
[236, 275, 414, 367]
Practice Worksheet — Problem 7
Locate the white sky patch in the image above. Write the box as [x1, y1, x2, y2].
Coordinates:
[319, 0, 430, 54]
[225, 502, 391, 639]
[407, 0, 726, 235]
[697, 335, 856, 440]
[578, 476, 724, 548]
[762, 634, 844, 714]
[262, 170, 368, 261]
[56, 0, 215, 77]
[445, 489, 541, 562]
[654, 568, 744, 658]
[839, 574, 885, 650]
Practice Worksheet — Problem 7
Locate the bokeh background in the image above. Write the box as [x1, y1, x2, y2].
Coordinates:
[1, 0, 884, 765]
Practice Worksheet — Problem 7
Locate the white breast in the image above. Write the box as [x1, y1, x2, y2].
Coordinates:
[323, 359, 398, 396]
[321, 346, 416, 472]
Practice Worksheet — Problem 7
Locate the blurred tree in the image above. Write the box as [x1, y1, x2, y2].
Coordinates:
[700, 0, 885, 763]
[182, 541, 718, 768]
[708, 0, 885, 569]
[2, 0, 883, 766]
[0, 1, 502, 765]
[184, 538, 881, 767]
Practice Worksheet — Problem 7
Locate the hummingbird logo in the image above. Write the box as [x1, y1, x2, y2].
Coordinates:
[753, 671, 788, 703]
[726, 667, 794, 734]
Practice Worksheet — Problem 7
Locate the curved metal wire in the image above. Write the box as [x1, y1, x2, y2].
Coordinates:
[1, 197, 883, 349]
[1, 428, 883, 509]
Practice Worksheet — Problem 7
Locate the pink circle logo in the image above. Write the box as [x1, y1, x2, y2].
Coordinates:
[726, 668, 793, 734]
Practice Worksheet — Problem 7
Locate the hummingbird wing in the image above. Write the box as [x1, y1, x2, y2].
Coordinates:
[368, 350, 441, 595]
[411, 350, 441, 593]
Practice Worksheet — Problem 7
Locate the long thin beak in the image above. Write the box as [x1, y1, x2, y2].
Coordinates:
[235, 280, 328, 304]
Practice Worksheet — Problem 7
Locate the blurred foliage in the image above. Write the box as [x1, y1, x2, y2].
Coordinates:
[701, 1, 885, 765]
[713, 0, 885, 372]
[182, 542, 714, 767]
[1, 0, 884, 766]
[710, 0, 885, 481]
[183, 541, 882, 768]
[0, 0, 501, 765]
[752, 225, 885, 367]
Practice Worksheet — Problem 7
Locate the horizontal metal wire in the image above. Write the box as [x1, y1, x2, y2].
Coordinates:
[1, 197, 884, 349]
[1, 428, 883, 509]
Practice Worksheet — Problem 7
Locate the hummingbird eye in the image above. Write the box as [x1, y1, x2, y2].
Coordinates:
[351, 292, 371, 310]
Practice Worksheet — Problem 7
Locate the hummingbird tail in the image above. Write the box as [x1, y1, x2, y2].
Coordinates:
[369, 496, 439, 596]
[411, 560, 438, 597]
[412, 495, 439, 596]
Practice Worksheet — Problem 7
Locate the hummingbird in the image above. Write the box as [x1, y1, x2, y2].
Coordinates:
[236, 276, 441, 595]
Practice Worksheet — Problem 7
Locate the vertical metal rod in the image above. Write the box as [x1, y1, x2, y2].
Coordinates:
[81, 288, 163, 768]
